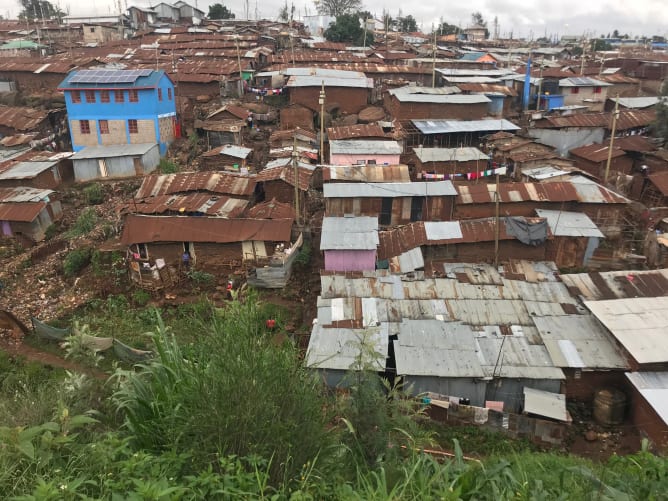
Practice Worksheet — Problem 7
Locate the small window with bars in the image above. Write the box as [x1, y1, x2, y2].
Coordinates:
[100, 90, 110, 103]
[167, 88, 172, 100]
[79, 120, 91, 134]
[128, 119, 138, 134]
[85, 90, 96, 103]
[114, 90, 124, 102]
[99, 120, 109, 134]
[158, 88, 163, 101]
[71, 91, 81, 103]
[129, 90, 139, 102]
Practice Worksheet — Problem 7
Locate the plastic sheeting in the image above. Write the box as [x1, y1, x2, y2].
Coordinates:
[504, 217, 548, 246]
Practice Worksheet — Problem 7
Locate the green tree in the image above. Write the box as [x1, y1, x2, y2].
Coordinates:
[591, 39, 612, 51]
[612, 29, 620, 38]
[18, 0, 64, 21]
[207, 2, 235, 19]
[436, 18, 459, 35]
[314, 0, 362, 17]
[652, 81, 668, 145]
[324, 13, 373, 46]
[278, 0, 295, 22]
[397, 14, 417, 33]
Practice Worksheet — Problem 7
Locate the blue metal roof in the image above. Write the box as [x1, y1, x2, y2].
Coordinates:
[58, 69, 168, 89]
[459, 52, 487, 61]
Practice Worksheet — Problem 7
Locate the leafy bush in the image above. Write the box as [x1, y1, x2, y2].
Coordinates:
[63, 248, 91, 277]
[158, 158, 178, 174]
[83, 183, 104, 205]
[44, 224, 59, 241]
[112, 297, 332, 481]
[131, 289, 151, 307]
[187, 269, 214, 287]
[67, 208, 98, 238]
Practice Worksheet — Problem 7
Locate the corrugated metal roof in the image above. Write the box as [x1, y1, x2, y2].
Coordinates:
[321, 216, 379, 250]
[305, 323, 388, 371]
[522, 166, 572, 180]
[245, 199, 295, 220]
[120, 214, 293, 245]
[327, 124, 388, 141]
[534, 209, 604, 238]
[584, 297, 668, 364]
[648, 171, 668, 196]
[70, 143, 156, 160]
[442, 76, 502, 84]
[523, 387, 570, 421]
[535, 110, 656, 131]
[625, 372, 668, 425]
[456, 82, 518, 96]
[0, 160, 57, 180]
[286, 74, 373, 89]
[611, 96, 661, 109]
[414, 146, 489, 162]
[135, 172, 256, 198]
[424, 221, 463, 240]
[323, 164, 410, 183]
[388, 85, 461, 97]
[455, 178, 628, 205]
[569, 142, 625, 162]
[0, 105, 51, 132]
[0, 186, 54, 203]
[436, 68, 515, 77]
[395, 93, 490, 104]
[129, 193, 248, 217]
[559, 77, 611, 87]
[329, 140, 402, 155]
[560, 269, 668, 300]
[0, 201, 45, 222]
[256, 165, 313, 191]
[412, 118, 520, 134]
[201, 144, 252, 159]
[324, 181, 457, 198]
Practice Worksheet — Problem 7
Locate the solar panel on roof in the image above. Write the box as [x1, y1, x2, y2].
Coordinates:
[69, 69, 153, 84]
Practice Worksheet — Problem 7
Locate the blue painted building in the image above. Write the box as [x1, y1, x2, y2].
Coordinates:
[58, 69, 177, 155]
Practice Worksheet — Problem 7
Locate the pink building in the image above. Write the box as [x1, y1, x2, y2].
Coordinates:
[329, 140, 402, 166]
[321, 216, 378, 271]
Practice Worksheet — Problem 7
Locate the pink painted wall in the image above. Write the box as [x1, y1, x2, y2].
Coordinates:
[324, 249, 376, 271]
[329, 153, 401, 166]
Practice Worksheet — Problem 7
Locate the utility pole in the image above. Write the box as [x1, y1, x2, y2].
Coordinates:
[319, 82, 326, 163]
[431, 26, 437, 87]
[580, 35, 586, 75]
[535, 57, 544, 111]
[604, 95, 620, 184]
[235, 35, 244, 96]
[494, 173, 500, 267]
[292, 135, 301, 225]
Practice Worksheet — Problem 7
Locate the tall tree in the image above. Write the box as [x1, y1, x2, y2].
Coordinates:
[18, 0, 64, 21]
[470, 11, 489, 38]
[396, 15, 417, 33]
[208, 3, 235, 19]
[324, 13, 373, 46]
[653, 81, 668, 146]
[436, 19, 459, 36]
[314, 0, 362, 17]
[278, 0, 295, 22]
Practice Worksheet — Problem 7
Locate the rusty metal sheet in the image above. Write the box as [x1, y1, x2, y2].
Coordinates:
[256, 165, 312, 191]
[135, 172, 256, 198]
[121, 214, 293, 245]
[327, 124, 388, 141]
[129, 193, 248, 217]
[570, 143, 625, 162]
[323, 164, 410, 183]
[536, 110, 656, 131]
[648, 171, 668, 196]
[0, 105, 51, 132]
[0, 201, 45, 222]
[456, 82, 518, 96]
[245, 199, 295, 219]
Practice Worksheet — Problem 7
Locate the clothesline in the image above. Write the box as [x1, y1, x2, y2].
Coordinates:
[244, 81, 286, 96]
[420, 166, 508, 181]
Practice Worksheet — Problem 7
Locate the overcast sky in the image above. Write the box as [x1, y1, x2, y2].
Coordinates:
[6, 0, 668, 39]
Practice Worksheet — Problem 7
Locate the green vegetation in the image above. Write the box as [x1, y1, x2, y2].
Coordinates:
[83, 183, 104, 205]
[653, 80, 668, 146]
[0, 296, 665, 498]
[66, 208, 99, 238]
[62, 248, 92, 277]
[324, 13, 374, 46]
[158, 158, 179, 174]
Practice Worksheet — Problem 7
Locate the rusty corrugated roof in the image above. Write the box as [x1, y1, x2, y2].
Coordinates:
[120, 214, 293, 244]
[0, 201, 45, 222]
[256, 165, 312, 190]
[648, 171, 668, 196]
[569, 143, 625, 162]
[135, 172, 256, 198]
[455, 179, 628, 204]
[0, 105, 51, 132]
[129, 193, 248, 217]
[535, 110, 656, 131]
[456, 83, 518, 96]
[323, 164, 410, 183]
[245, 199, 295, 219]
[327, 124, 389, 140]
